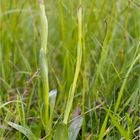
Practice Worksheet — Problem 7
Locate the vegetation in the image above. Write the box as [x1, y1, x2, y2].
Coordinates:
[0, 0, 140, 139]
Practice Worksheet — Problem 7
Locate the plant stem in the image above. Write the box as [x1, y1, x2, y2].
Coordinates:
[63, 4, 82, 124]
[38, 0, 49, 132]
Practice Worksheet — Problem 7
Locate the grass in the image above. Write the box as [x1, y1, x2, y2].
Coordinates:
[0, 0, 140, 139]
[63, 3, 83, 125]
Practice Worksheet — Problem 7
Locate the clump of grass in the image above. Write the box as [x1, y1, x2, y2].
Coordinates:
[63, 3, 83, 124]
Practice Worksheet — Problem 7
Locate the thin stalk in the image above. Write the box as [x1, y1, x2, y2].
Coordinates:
[82, 72, 86, 139]
[38, 0, 49, 132]
[114, 53, 140, 113]
[63, 4, 82, 124]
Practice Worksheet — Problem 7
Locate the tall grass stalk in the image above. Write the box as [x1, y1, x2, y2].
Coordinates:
[38, 0, 49, 132]
[63, 4, 82, 124]
[114, 53, 140, 113]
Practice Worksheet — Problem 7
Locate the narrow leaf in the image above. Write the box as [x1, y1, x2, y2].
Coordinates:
[54, 123, 68, 140]
[8, 121, 37, 140]
[49, 89, 57, 116]
[68, 116, 83, 140]
[98, 110, 109, 140]
[109, 113, 130, 140]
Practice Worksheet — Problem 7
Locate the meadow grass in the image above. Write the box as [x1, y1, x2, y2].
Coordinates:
[0, 0, 140, 140]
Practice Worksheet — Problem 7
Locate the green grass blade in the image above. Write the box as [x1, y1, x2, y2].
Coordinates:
[98, 109, 109, 140]
[108, 113, 130, 140]
[63, 4, 83, 124]
[114, 53, 140, 113]
[8, 121, 37, 140]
